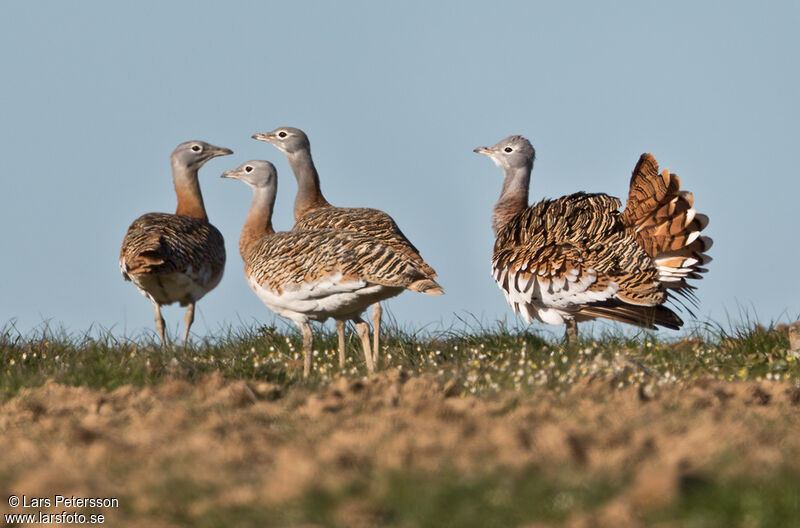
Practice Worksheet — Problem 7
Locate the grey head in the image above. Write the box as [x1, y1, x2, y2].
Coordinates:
[171, 140, 234, 171]
[251, 127, 310, 155]
[221, 160, 277, 190]
[473, 135, 536, 171]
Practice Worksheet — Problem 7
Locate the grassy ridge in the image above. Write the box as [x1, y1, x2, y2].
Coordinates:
[1, 318, 797, 401]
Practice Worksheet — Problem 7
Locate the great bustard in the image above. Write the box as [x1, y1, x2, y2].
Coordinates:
[222, 160, 442, 377]
[251, 127, 439, 369]
[120, 140, 232, 347]
[474, 135, 712, 341]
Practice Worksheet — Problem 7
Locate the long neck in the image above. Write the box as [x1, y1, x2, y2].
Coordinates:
[173, 164, 208, 221]
[239, 186, 276, 258]
[287, 149, 330, 221]
[492, 163, 532, 235]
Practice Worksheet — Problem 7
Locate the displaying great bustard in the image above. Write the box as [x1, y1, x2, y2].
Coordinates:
[474, 135, 711, 341]
[251, 127, 440, 369]
[222, 160, 442, 377]
[120, 140, 232, 347]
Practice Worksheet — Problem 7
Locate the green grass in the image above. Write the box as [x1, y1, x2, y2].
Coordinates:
[1, 317, 798, 402]
[127, 464, 800, 528]
[142, 465, 624, 528]
[647, 470, 800, 527]
[349, 468, 621, 527]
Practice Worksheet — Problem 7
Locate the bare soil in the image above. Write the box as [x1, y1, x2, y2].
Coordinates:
[2, 371, 799, 527]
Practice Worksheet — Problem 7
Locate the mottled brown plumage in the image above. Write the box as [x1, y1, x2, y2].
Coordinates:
[223, 160, 442, 377]
[252, 127, 440, 366]
[293, 206, 436, 276]
[120, 214, 225, 303]
[492, 193, 679, 329]
[243, 229, 440, 296]
[120, 140, 232, 346]
[476, 135, 711, 337]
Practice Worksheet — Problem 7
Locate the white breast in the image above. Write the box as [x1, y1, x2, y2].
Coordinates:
[249, 272, 403, 325]
[131, 267, 220, 306]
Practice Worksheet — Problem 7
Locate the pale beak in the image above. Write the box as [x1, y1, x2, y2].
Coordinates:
[473, 146, 492, 156]
[251, 132, 272, 142]
[220, 169, 238, 179]
[210, 146, 234, 158]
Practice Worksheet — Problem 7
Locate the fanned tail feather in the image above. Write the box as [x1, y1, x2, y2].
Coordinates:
[621, 153, 712, 301]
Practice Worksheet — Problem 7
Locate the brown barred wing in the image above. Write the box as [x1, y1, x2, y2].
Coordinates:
[293, 206, 436, 277]
[119, 213, 225, 286]
[244, 229, 442, 295]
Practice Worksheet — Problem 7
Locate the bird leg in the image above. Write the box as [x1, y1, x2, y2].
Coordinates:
[371, 302, 382, 368]
[151, 298, 167, 348]
[336, 320, 346, 369]
[182, 302, 195, 348]
[300, 322, 313, 379]
[565, 319, 578, 344]
[355, 320, 375, 375]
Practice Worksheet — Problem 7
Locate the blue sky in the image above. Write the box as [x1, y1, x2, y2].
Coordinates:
[1, 1, 798, 339]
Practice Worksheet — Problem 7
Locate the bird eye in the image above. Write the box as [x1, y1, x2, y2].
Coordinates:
[191, 145, 202, 152]
[245, 166, 253, 173]
[504, 147, 513, 153]
[278, 131, 287, 138]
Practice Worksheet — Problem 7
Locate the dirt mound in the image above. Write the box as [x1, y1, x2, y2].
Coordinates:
[1, 372, 799, 526]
